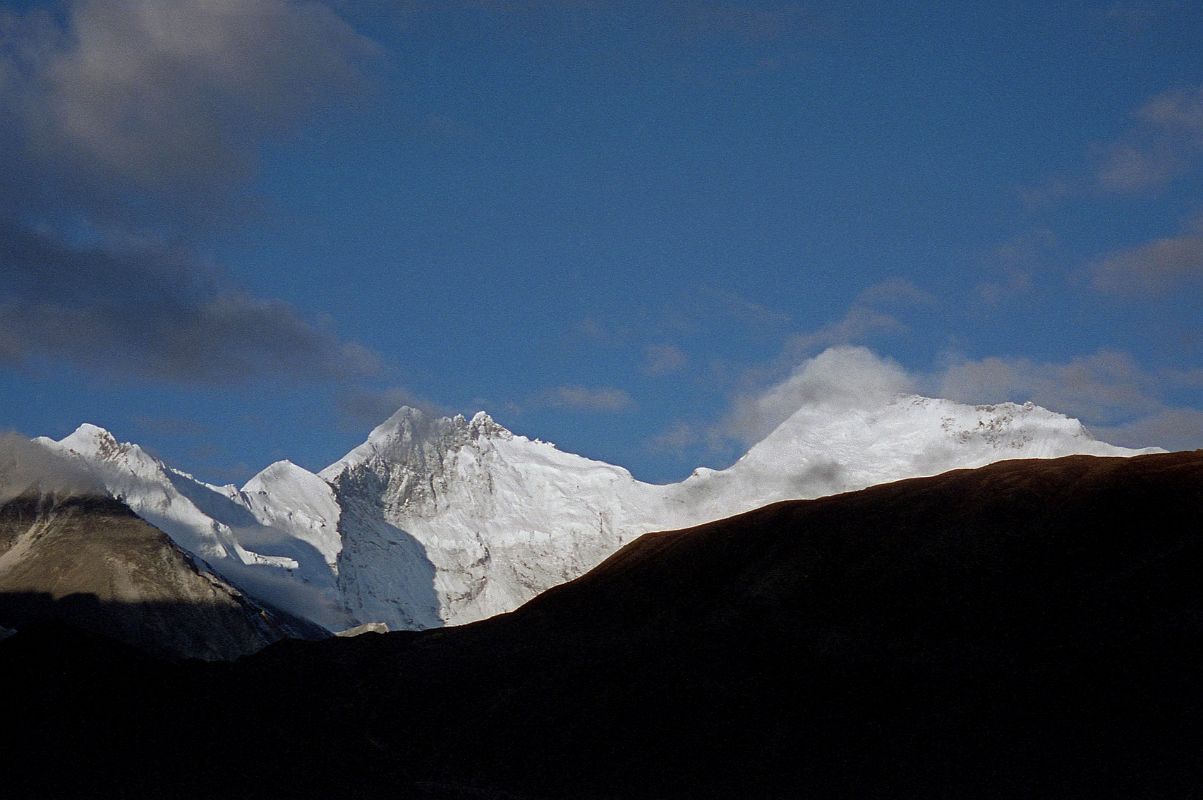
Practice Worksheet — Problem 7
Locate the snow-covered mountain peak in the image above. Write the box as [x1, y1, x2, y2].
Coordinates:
[373, 404, 432, 434]
[48, 424, 172, 489]
[320, 406, 514, 481]
[243, 459, 311, 493]
[469, 410, 511, 441]
[319, 405, 436, 478]
[57, 422, 126, 461]
[744, 394, 1128, 466]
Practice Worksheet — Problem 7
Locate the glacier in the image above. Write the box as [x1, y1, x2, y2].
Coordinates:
[31, 387, 1160, 632]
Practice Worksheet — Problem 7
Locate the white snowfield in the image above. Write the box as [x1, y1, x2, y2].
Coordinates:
[34, 391, 1159, 632]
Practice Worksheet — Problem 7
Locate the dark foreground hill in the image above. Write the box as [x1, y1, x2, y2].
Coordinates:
[3, 452, 1203, 798]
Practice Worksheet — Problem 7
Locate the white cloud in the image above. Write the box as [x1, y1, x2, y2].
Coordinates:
[711, 345, 1203, 453]
[0, 433, 106, 504]
[717, 346, 915, 445]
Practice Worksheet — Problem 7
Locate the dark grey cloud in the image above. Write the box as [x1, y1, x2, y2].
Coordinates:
[0, 0, 377, 224]
[0, 220, 380, 384]
[0, 1, 389, 387]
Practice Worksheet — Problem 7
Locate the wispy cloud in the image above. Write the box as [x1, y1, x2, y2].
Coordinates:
[1096, 83, 1203, 193]
[1091, 407, 1203, 452]
[786, 305, 902, 357]
[699, 286, 794, 329]
[936, 350, 1162, 423]
[541, 385, 636, 412]
[1085, 214, 1203, 294]
[132, 416, 210, 438]
[1016, 176, 1075, 209]
[642, 344, 688, 376]
[646, 419, 699, 454]
[785, 278, 934, 358]
[975, 229, 1054, 306]
[573, 316, 633, 346]
[1018, 82, 1203, 202]
[933, 348, 1200, 449]
[336, 386, 444, 428]
[690, 280, 935, 444]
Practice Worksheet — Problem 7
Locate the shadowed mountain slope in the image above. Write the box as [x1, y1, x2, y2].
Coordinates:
[0, 492, 327, 660]
[2, 451, 1203, 797]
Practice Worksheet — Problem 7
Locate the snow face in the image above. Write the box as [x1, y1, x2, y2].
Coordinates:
[672, 396, 1151, 522]
[35, 395, 1160, 632]
[325, 410, 674, 627]
[239, 460, 342, 570]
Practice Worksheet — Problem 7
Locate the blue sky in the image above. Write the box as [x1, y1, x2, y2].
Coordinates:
[2, 0, 1202, 484]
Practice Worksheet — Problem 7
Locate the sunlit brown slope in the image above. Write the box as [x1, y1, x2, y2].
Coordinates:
[0, 492, 325, 660]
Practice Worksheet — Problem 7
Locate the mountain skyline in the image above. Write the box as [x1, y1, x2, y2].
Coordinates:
[20, 349, 1158, 633]
[2, 1, 1201, 485]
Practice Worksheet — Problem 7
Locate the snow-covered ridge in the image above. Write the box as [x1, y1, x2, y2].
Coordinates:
[36, 424, 352, 631]
[29, 392, 1160, 632]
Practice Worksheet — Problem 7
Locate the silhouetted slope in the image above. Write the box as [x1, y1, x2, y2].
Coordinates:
[0, 492, 327, 660]
[2, 452, 1203, 798]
